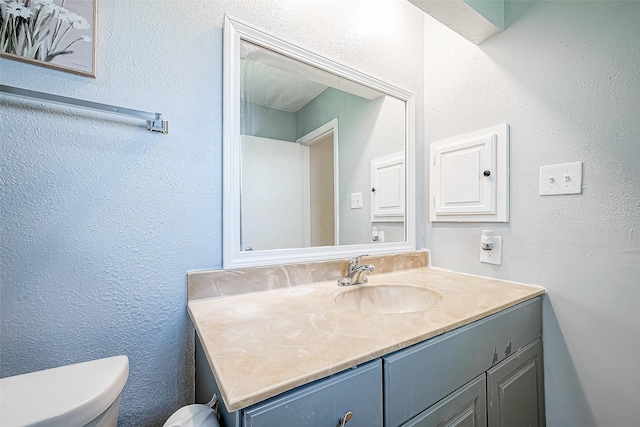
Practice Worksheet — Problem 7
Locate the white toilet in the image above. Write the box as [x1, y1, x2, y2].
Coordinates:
[0, 355, 129, 427]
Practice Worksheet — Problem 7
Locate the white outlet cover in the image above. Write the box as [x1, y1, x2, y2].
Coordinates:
[480, 236, 502, 265]
[350, 192, 363, 209]
[539, 161, 583, 196]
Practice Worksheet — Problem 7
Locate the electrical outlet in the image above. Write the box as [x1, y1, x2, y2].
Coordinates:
[480, 230, 502, 265]
[350, 192, 363, 209]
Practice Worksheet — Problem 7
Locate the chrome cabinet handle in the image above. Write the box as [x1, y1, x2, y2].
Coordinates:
[337, 411, 353, 427]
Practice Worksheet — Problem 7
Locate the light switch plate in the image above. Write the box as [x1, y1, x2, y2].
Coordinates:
[539, 161, 583, 195]
[350, 192, 363, 209]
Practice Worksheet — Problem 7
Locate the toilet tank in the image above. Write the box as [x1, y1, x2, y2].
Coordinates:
[0, 355, 129, 427]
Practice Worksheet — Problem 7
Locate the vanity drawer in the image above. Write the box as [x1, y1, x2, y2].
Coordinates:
[243, 359, 383, 427]
[383, 297, 542, 427]
[400, 374, 486, 427]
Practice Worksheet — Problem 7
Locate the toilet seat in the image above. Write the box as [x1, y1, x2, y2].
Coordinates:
[0, 355, 129, 426]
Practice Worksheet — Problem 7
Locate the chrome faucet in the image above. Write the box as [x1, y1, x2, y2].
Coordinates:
[337, 255, 375, 286]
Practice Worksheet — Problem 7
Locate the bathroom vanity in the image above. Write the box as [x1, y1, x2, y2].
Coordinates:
[202, 17, 546, 427]
[188, 253, 545, 427]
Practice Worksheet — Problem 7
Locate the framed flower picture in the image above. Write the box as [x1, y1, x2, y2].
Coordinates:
[0, 0, 97, 77]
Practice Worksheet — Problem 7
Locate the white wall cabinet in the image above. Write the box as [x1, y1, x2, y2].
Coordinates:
[429, 124, 509, 222]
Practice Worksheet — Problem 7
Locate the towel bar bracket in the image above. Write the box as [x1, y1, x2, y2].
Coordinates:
[147, 114, 169, 134]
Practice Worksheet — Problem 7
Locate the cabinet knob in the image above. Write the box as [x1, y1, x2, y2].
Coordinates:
[337, 411, 353, 427]
[483, 170, 491, 177]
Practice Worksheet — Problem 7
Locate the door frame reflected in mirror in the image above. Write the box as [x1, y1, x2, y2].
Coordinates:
[296, 118, 340, 248]
[223, 15, 415, 269]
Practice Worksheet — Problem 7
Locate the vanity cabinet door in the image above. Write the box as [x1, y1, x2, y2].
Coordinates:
[401, 374, 487, 427]
[242, 359, 383, 427]
[487, 338, 545, 427]
[384, 297, 542, 427]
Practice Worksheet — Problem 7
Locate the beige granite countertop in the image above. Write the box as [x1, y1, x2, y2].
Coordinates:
[188, 267, 544, 412]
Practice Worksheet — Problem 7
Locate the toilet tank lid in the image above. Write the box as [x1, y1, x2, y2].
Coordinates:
[0, 355, 129, 427]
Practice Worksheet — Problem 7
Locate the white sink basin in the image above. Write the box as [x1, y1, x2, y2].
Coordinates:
[334, 284, 443, 314]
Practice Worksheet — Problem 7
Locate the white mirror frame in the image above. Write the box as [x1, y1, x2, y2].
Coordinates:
[223, 15, 416, 269]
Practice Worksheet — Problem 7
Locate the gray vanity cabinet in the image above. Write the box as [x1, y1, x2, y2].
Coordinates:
[401, 374, 487, 427]
[396, 337, 545, 427]
[197, 355, 383, 427]
[487, 338, 545, 427]
[195, 297, 543, 427]
[243, 359, 383, 427]
[383, 297, 543, 427]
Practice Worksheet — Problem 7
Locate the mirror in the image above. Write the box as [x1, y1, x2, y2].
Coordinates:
[223, 16, 415, 268]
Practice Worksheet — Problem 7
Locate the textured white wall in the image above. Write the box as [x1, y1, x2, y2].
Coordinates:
[424, 1, 640, 425]
[0, 0, 424, 425]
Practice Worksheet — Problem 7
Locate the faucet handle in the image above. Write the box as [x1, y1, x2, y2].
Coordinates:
[348, 254, 369, 270]
[337, 277, 352, 286]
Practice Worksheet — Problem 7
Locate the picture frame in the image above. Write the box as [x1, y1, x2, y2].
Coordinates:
[0, 0, 97, 78]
